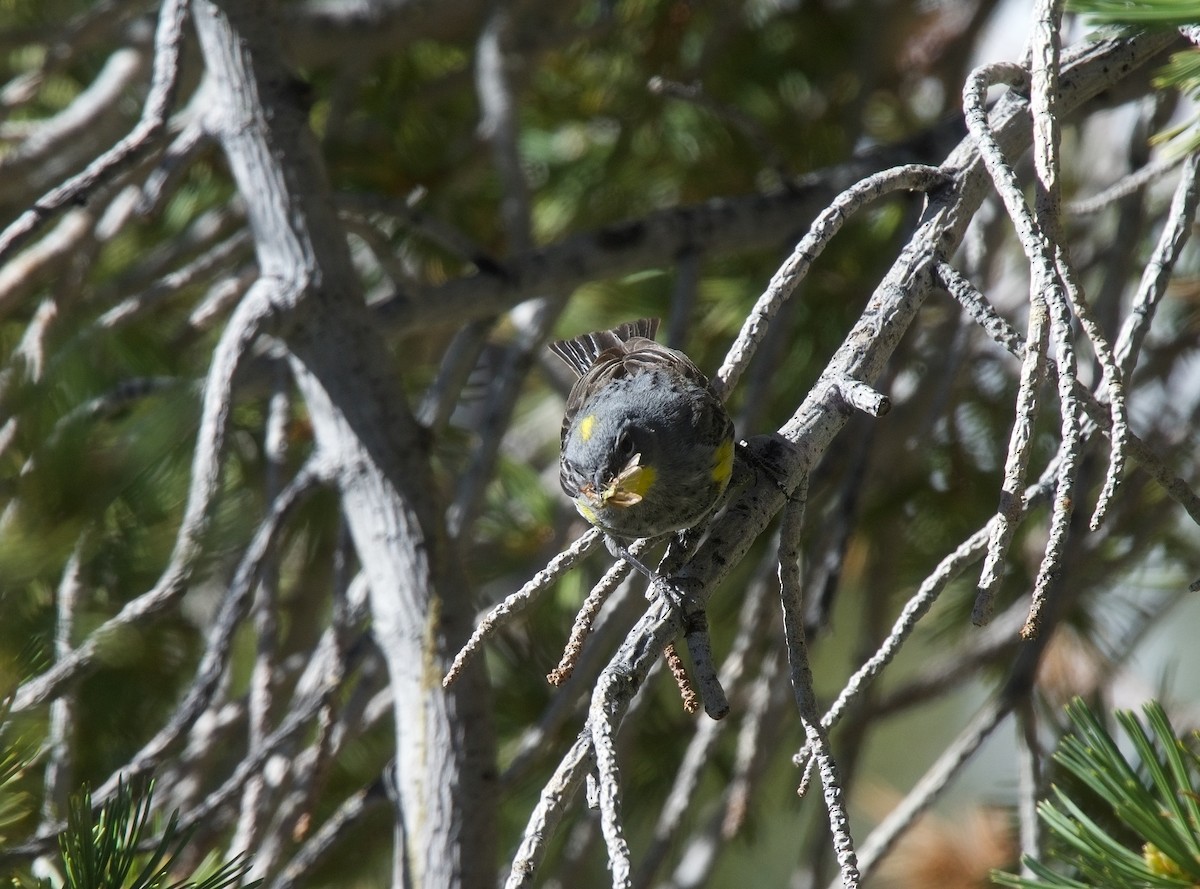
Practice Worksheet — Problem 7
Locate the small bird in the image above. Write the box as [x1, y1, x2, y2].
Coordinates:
[549, 318, 736, 540]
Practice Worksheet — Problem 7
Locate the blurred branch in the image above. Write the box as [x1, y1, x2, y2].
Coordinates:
[231, 377, 295, 860]
[0, 0, 144, 112]
[1015, 701, 1044, 877]
[0, 46, 147, 202]
[268, 781, 387, 889]
[377, 159, 891, 334]
[9, 279, 284, 714]
[1065, 153, 1182, 215]
[0, 0, 188, 264]
[7, 454, 333, 858]
[39, 533, 91, 827]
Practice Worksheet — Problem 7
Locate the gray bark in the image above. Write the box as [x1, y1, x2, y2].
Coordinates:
[191, 2, 497, 887]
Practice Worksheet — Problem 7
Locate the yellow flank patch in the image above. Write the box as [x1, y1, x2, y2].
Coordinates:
[711, 437, 735, 487]
[579, 414, 597, 442]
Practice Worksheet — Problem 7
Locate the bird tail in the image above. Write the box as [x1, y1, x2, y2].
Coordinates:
[548, 318, 660, 377]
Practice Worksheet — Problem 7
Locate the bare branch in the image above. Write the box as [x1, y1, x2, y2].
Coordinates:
[1115, 151, 1200, 378]
[962, 62, 1052, 627]
[713, 164, 947, 399]
[778, 484, 860, 889]
[589, 671, 633, 889]
[549, 558, 636, 687]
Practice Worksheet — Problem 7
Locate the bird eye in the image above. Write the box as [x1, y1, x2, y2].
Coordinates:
[615, 428, 636, 460]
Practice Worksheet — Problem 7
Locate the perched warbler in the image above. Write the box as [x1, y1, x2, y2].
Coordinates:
[549, 318, 736, 540]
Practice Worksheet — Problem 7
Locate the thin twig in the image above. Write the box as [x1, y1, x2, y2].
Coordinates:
[446, 298, 562, 537]
[417, 318, 494, 433]
[95, 230, 254, 329]
[838, 698, 1011, 887]
[1055, 251, 1127, 531]
[778, 483, 861, 889]
[963, 58, 1080, 634]
[795, 464, 1056, 780]
[714, 164, 947, 399]
[1064, 154, 1183, 216]
[549, 558, 636, 687]
[505, 735, 596, 889]
[502, 578, 642, 789]
[137, 115, 209, 216]
[1023, 0, 1101, 639]
[721, 648, 781, 839]
[337, 190, 495, 268]
[1114, 151, 1200, 379]
[937, 259, 1200, 527]
[444, 529, 603, 686]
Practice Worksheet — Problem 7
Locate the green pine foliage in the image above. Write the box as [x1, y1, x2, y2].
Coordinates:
[1067, 0, 1200, 23]
[993, 699, 1200, 889]
[8, 778, 258, 889]
[1069, 0, 1200, 154]
[0, 703, 33, 844]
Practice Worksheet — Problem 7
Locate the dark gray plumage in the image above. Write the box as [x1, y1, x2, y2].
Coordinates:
[549, 318, 735, 539]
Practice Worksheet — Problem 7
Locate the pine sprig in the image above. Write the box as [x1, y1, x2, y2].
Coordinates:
[1150, 50, 1200, 154]
[11, 779, 257, 889]
[0, 698, 34, 842]
[1069, 0, 1200, 155]
[993, 699, 1200, 889]
[1067, 0, 1200, 23]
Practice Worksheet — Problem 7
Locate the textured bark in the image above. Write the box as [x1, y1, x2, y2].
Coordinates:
[190, 2, 496, 887]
